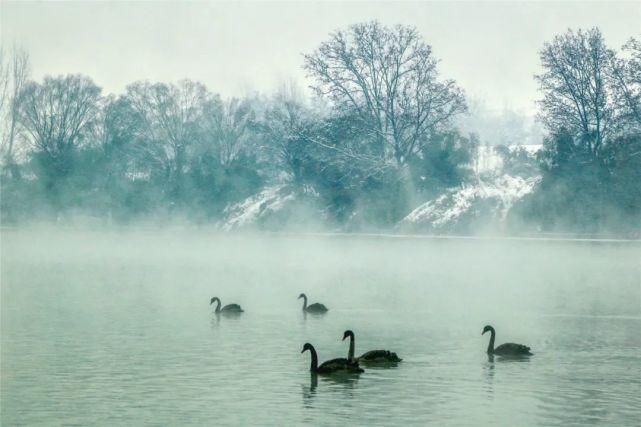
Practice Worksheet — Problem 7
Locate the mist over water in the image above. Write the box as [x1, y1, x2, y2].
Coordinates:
[1, 229, 640, 425]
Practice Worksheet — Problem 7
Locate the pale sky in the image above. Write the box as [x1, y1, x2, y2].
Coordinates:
[1, 1, 640, 115]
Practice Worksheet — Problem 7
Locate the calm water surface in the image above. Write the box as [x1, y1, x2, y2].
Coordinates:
[2, 230, 640, 425]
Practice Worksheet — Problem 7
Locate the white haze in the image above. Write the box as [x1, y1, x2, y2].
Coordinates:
[3, 227, 640, 319]
[2, 1, 640, 114]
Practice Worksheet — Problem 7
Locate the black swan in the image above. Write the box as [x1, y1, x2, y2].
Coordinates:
[342, 330, 402, 364]
[301, 343, 363, 374]
[482, 325, 532, 356]
[210, 297, 243, 313]
[298, 293, 328, 314]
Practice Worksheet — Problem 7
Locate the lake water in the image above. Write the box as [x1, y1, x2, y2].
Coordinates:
[2, 229, 640, 425]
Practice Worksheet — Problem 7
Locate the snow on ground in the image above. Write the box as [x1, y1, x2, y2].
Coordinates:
[399, 145, 542, 231]
[399, 174, 540, 231]
[220, 145, 543, 231]
[219, 185, 296, 231]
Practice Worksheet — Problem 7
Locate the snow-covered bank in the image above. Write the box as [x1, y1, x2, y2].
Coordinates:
[219, 185, 324, 231]
[218, 145, 543, 232]
[396, 144, 542, 233]
[219, 186, 295, 231]
[398, 174, 540, 233]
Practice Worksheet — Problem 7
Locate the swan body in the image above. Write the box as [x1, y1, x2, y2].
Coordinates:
[343, 330, 402, 364]
[301, 343, 363, 374]
[210, 297, 243, 313]
[482, 325, 532, 356]
[358, 349, 403, 363]
[298, 293, 328, 314]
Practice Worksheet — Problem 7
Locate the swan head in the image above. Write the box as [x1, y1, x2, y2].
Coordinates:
[342, 330, 354, 341]
[301, 342, 313, 353]
[298, 293, 306, 300]
[482, 325, 494, 335]
[210, 297, 219, 305]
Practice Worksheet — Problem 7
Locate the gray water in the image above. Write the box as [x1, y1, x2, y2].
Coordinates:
[2, 229, 640, 426]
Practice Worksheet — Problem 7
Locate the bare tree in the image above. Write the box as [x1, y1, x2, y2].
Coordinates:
[536, 28, 617, 157]
[304, 21, 467, 168]
[611, 37, 641, 129]
[0, 45, 30, 166]
[125, 80, 208, 181]
[256, 83, 313, 182]
[0, 47, 8, 124]
[98, 95, 149, 175]
[200, 96, 254, 168]
[16, 74, 101, 177]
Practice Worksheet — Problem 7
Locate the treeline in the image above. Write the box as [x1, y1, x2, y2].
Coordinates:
[1, 23, 639, 233]
[512, 30, 641, 233]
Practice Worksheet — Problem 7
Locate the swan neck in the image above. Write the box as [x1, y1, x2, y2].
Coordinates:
[301, 295, 307, 310]
[348, 334, 355, 361]
[214, 298, 221, 313]
[487, 329, 495, 354]
[309, 346, 318, 372]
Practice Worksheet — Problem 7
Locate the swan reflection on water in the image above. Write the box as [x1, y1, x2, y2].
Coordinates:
[301, 372, 360, 408]
[484, 349, 532, 397]
[487, 353, 533, 363]
[301, 374, 318, 408]
[301, 310, 328, 322]
[209, 310, 243, 328]
[484, 355, 496, 396]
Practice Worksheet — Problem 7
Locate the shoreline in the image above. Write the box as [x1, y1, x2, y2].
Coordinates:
[2, 225, 640, 244]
